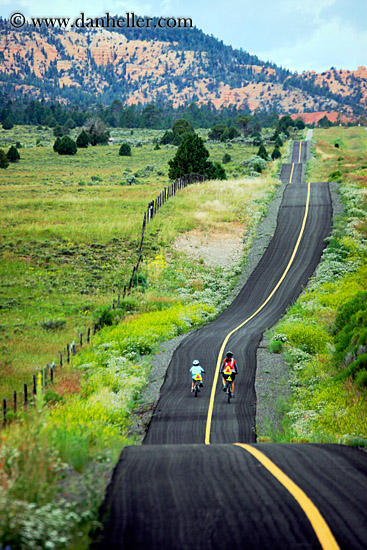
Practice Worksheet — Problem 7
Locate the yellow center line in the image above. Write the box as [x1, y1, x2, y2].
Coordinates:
[204, 181, 311, 445]
[234, 444, 340, 550]
[289, 163, 295, 184]
[298, 140, 302, 163]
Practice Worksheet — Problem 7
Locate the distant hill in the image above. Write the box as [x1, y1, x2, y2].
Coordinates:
[0, 18, 366, 115]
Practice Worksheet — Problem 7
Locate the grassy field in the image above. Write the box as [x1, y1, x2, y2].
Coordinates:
[261, 126, 367, 445]
[0, 126, 281, 401]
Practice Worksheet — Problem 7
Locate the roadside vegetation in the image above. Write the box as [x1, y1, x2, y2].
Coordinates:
[0, 120, 295, 548]
[262, 127, 367, 446]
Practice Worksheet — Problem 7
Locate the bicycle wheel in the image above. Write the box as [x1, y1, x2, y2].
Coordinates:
[195, 383, 199, 397]
[226, 383, 231, 404]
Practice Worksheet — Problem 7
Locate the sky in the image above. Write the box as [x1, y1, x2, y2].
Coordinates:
[0, 0, 366, 73]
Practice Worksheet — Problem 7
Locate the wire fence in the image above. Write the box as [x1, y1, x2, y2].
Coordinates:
[2, 172, 207, 426]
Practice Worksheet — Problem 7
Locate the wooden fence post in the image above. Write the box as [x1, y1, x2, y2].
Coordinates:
[67, 343, 70, 364]
[50, 366, 54, 384]
[59, 350, 63, 367]
[33, 374, 37, 395]
[3, 398, 6, 425]
[13, 390, 17, 414]
[24, 383, 28, 409]
[87, 327, 91, 343]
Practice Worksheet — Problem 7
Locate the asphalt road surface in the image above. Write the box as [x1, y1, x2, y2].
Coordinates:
[94, 141, 367, 549]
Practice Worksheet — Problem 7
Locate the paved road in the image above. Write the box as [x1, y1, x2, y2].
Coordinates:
[94, 140, 367, 549]
[96, 444, 367, 550]
[144, 181, 331, 445]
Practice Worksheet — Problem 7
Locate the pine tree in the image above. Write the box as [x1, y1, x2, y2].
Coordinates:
[271, 146, 281, 160]
[119, 143, 131, 156]
[257, 143, 269, 161]
[168, 134, 226, 180]
[0, 149, 9, 169]
[76, 130, 89, 148]
[7, 145, 20, 163]
[57, 136, 77, 155]
[2, 117, 13, 130]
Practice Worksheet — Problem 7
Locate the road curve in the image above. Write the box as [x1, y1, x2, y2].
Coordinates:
[94, 141, 367, 549]
[144, 180, 331, 445]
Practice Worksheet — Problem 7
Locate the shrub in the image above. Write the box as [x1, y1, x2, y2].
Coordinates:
[2, 117, 13, 130]
[57, 136, 77, 155]
[0, 149, 9, 169]
[355, 369, 367, 390]
[119, 143, 132, 156]
[92, 306, 116, 328]
[39, 319, 66, 331]
[280, 323, 328, 354]
[271, 146, 281, 160]
[53, 137, 61, 152]
[222, 153, 232, 164]
[76, 130, 89, 148]
[268, 340, 284, 353]
[328, 170, 343, 182]
[257, 143, 269, 160]
[7, 145, 20, 163]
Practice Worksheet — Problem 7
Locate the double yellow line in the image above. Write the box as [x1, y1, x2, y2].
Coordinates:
[289, 141, 303, 184]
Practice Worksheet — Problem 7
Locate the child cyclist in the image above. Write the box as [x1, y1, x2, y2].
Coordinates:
[189, 359, 205, 392]
[220, 351, 238, 398]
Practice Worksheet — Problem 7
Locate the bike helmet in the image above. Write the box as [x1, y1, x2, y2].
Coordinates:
[225, 351, 233, 358]
[192, 359, 200, 366]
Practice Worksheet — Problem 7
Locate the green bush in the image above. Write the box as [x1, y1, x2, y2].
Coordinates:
[355, 369, 367, 390]
[0, 149, 9, 169]
[119, 143, 132, 156]
[76, 129, 89, 148]
[328, 170, 343, 182]
[57, 136, 77, 155]
[268, 340, 284, 353]
[39, 319, 66, 331]
[281, 323, 328, 354]
[334, 354, 367, 382]
[7, 145, 20, 163]
[93, 305, 118, 328]
[333, 291, 367, 364]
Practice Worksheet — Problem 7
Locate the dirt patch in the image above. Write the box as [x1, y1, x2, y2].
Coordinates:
[172, 225, 245, 270]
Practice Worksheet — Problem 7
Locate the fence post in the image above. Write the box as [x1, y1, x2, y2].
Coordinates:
[80, 333, 83, 346]
[3, 398, 6, 425]
[67, 343, 70, 364]
[87, 327, 91, 343]
[33, 374, 37, 395]
[93, 322, 97, 335]
[24, 383, 28, 409]
[50, 366, 54, 385]
[13, 390, 17, 414]
[59, 350, 63, 367]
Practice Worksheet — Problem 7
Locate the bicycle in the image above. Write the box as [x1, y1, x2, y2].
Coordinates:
[225, 378, 232, 404]
[223, 373, 236, 404]
[192, 373, 203, 397]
